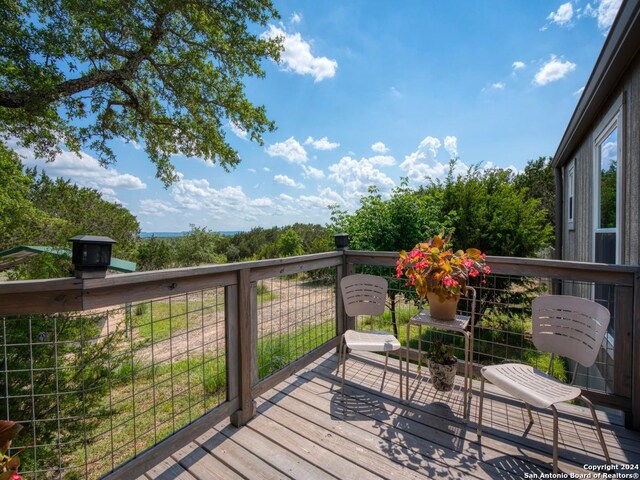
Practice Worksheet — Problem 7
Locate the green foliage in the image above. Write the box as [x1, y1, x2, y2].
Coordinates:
[425, 339, 457, 366]
[0, 0, 282, 185]
[275, 228, 304, 257]
[440, 164, 553, 256]
[0, 144, 52, 248]
[172, 226, 227, 267]
[136, 236, 173, 271]
[2, 313, 126, 474]
[514, 156, 556, 232]
[1, 155, 140, 279]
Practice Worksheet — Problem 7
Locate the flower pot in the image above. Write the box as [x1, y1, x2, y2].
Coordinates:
[427, 357, 458, 391]
[426, 292, 460, 320]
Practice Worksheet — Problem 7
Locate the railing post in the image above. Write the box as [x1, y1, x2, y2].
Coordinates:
[632, 271, 640, 429]
[334, 234, 355, 334]
[230, 268, 257, 426]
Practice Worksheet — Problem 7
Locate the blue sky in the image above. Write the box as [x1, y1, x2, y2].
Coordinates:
[14, 0, 622, 232]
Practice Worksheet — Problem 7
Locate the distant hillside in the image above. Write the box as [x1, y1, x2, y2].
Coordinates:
[141, 231, 242, 238]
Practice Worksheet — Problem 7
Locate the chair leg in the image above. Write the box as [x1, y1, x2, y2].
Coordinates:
[336, 335, 344, 377]
[477, 375, 486, 438]
[384, 351, 389, 373]
[341, 341, 347, 397]
[525, 403, 534, 426]
[580, 395, 611, 464]
[398, 348, 403, 401]
[551, 405, 559, 474]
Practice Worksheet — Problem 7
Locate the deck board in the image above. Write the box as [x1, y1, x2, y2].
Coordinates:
[136, 351, 640, 479]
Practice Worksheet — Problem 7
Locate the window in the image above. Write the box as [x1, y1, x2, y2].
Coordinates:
[594, 120, 620, 265]
[566, 159, 575, 230]
[592, 95, 623, 339]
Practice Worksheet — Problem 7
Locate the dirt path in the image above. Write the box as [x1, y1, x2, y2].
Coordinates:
[101, 278, 336, 365]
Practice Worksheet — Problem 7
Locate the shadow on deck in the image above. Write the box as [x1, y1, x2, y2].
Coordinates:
[137, 351, 640, 479]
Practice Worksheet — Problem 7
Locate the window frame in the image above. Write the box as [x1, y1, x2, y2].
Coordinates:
[592, 95, 624, 265]
[566, 159, 575, 231]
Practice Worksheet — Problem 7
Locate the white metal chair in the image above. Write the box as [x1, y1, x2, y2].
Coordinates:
[477, 295, 611, 473]
[337, 274, 403, 399]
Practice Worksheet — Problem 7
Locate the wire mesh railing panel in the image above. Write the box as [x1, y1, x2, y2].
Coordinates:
[352, 264, 617, 393]
[257, 269, 337, 380]
[1, 287, 227, 479]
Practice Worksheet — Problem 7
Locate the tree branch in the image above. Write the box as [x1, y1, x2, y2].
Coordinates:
[0, 11, 169, 109]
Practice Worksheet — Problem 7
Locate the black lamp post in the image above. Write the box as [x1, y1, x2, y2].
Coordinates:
[69, 235, 116, 279]
[334, 233, 349, 251]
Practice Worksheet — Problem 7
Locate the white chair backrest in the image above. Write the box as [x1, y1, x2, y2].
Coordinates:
[341, 274, 387, 317]
[532, 295, 610, 368]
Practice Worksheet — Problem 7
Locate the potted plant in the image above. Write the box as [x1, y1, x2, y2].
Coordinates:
[424, 339, 458, 391]
[0, 420, 25, 480]
[395, 233, 490, 320]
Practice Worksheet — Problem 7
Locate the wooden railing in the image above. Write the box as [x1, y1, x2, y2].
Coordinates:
[1, 247, 639, 478]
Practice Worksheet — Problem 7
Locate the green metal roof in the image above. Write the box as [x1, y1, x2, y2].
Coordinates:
[0, 246, 136, 273]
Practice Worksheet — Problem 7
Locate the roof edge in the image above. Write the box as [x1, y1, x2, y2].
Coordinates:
[552, 0, 640, 168]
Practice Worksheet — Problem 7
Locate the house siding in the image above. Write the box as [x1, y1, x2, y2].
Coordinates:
[562, 52, 640, 265]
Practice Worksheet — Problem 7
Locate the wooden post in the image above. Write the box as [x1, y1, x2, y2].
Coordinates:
[230, 268, 257, 426]
[632, 272, 640, 429]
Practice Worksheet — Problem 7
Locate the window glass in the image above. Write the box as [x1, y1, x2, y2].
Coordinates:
[598, 128, 617, 229]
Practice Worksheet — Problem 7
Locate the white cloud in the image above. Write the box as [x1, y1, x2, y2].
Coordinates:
[368, 155, 396, 167]
[328, 156, 395, 206]
[573, 86, 586, 96]
[15, 144, 147, 192]
[533, 55, 576, 86]
[371, 142, 389, 153]
[512, 61, 525, 70]
[444, 136, 458, 159]
[390, 86, 402, 98]
[491, 82, 506, 89]
[279, 193, 293, 202]
[583, 0, 622, 30]
[229, 120, 248, 140]
[266, 137, 307, 164]
[261, 25, 337, 82]
[170, 176, 276, 226]
[400, 136, 444, 181]
[263, 167, 271, 172]
[274, 174, 304, 189]
[299, 188, 345, 209]
[302, 165, 326, 179]
[547, 2, 574, 26]
[139, 199, 181, 217]
[290, 12, 302, 24]
[304, 136, 340, 151]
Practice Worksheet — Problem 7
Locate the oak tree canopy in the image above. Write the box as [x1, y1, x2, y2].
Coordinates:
[0, 0, 282, 185]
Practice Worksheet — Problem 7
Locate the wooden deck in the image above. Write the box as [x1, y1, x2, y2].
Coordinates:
[136, 351, 640, 479]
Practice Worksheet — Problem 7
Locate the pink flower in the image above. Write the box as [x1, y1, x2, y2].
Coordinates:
[469, 268, 479, 278]
[484, 265, 491, 274]
[11, 473, 22, 480]
[482, 279, 487, 284]
[481, 253, 486, 260]
[462, 258, 474, 269]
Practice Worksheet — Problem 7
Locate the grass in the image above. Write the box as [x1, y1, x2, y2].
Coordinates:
[67, 317, 332, 479]
[131, 283, 277, 342]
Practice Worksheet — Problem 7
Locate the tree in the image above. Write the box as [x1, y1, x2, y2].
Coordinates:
[514, 157, 556, 232]
[1, 154, 140, 278]
[439, 165, 553, 256]
[0, 144, 53, 248]
[172, 225, 226, 266]
[331, 181, 450, 335]
[0, 0, 282, 185]
[137, 235, 174, 271]
[275, 228, 304, 257]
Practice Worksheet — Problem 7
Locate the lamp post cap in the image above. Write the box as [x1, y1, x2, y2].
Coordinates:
[69, 235, 116, 244]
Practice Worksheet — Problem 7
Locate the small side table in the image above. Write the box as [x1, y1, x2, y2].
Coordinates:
[405, 287, 476, 418]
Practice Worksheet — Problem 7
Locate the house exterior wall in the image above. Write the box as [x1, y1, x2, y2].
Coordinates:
[562, 52, 640, 265]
